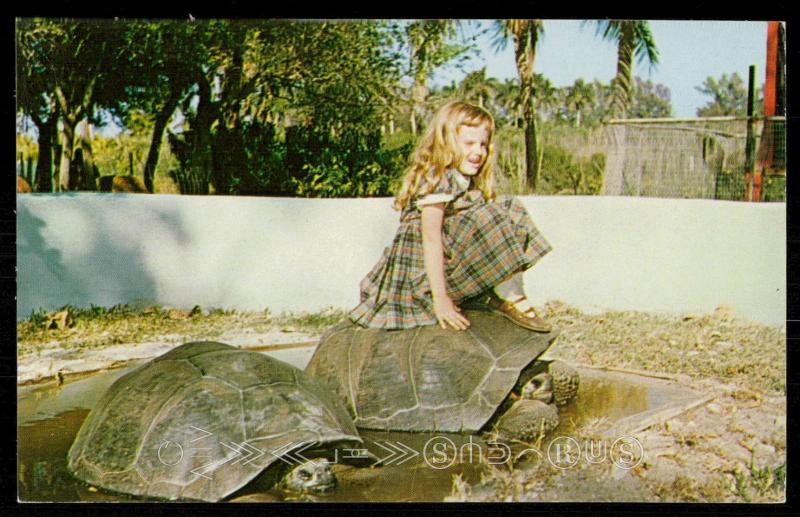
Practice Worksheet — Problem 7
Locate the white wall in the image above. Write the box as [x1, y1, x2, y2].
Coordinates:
[17, 194, 786, 325]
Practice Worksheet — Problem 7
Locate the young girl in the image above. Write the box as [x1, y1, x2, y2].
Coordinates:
[349, 100, 552, 332]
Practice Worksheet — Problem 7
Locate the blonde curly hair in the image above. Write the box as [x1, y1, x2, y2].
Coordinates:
[394, 100, 496, 211]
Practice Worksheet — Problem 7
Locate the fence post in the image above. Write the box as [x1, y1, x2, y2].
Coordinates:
[744, 64, 759, 201]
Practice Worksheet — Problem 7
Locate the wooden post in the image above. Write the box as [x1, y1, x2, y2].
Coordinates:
[129, 152, 134, 177]
[744, 65, 758, 201]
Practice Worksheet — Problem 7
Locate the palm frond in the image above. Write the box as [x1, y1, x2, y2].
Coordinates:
[490, 20, 511, 53]
[633, 22, 659, 68]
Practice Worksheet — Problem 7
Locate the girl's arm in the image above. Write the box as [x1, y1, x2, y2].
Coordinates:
[420, 204, 470, 330]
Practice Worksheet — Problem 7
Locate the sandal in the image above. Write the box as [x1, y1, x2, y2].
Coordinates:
[486, 293, 552, 333]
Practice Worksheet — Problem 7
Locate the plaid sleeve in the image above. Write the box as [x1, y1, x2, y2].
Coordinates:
[415, 169, 456, 206]
[416, 192, 454, 206]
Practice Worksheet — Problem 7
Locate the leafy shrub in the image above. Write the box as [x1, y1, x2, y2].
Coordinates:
[539, 143, 605, 195]
[201, 121, 412, 197]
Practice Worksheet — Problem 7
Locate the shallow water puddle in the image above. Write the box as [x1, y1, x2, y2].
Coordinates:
[18, 347, 706, 502]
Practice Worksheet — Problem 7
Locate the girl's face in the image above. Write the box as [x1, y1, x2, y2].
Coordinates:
[455, 124, 490, 176]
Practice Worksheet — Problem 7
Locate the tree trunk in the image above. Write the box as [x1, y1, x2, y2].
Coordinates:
[210, 36, 250, 196]
[75, 119, 97, 190]
[523, 114, 541, 193]
[190, 76, 216, 194]
[143, 88, 182, 193]
[57, 120, 75, 191]
[33, 112, 57, 193]
[410, 72, 428, 136]
[513, 21, 542, 193]
[26, 155, 34, 186]
[53, 82, 94, 192]
[612, 23, 635, 118]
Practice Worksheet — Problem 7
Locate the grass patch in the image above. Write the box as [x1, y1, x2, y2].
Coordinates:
[542, 301, 785, 395]
[17, 303, 351, 358]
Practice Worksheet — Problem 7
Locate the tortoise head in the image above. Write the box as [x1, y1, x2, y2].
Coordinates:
[283, 458, 336, 494]
[520, 372, 554, 404]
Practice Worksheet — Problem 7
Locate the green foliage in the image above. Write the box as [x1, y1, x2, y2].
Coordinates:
[749, 456, 785, 497]
[629, 77, 672, 118]
[714, 168, 785, 202]
[208, 307, 238, 316]
[158, 20, 410, 196]
[493, 126, 604, 196]
[27, 307, 49, 327]
[696, 73, 763, 117]
[92, 129, 178, 181]
[168, 115, 412, 197]
[290, 160, 387, 198]
[272, 306, 350, 332]
[15, 19, 763, 201]
[761, 175, 786, 202]
[539, 143, 605, 195]
[16, 133, 38, 163]
[563, 78, 596, 127]
[278, 124, 411, 197]
[731, 452, 786, 502]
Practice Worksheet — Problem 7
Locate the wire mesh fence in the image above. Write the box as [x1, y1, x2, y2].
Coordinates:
[599, 116, 785, 202]
[755, 117, 787, 202]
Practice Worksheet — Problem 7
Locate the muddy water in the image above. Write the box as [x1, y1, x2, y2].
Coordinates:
[18, 349, 698, 503]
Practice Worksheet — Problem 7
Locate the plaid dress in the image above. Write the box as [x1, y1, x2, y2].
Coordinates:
[348, 168, 552, 329]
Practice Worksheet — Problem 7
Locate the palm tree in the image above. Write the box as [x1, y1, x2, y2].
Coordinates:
[492, 19, 545, 192]
[564, 78, 596, 127]
[457, 67, 501, 110]
[533, 73, 558, 121]
[590, 20, 659, 118]
[495, 78, 521, 127]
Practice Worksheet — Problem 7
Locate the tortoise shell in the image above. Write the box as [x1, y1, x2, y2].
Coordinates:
[306, 310, 559, 433]
[67, 341, 363, 501]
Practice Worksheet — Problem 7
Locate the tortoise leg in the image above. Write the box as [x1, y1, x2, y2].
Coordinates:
[548, 360, 580, 406]
[495, 399, 559, 442]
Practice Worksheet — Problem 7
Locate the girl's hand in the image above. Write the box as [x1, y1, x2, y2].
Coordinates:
[433, 293, 471, 330]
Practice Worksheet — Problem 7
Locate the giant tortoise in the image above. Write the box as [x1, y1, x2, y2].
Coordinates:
[305, 308, 579, 441]
[67, 341, 373, 502]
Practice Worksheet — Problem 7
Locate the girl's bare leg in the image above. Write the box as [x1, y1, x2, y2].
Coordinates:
[494, 273, 534, 311]
[491, 272, 551, 332]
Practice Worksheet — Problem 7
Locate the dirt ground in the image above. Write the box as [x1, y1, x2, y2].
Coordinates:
[447, 301, 786, 503]
[17, 301, 786, 502]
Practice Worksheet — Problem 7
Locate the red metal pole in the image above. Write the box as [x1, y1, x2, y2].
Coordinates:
[764, 21, 779, 118]
[753, 22, 781, 201]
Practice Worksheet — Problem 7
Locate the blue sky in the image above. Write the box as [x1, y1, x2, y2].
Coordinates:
[431, 20, 769, 118]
